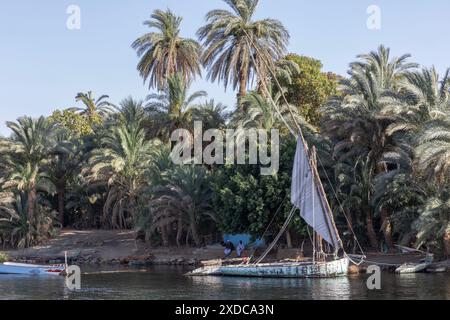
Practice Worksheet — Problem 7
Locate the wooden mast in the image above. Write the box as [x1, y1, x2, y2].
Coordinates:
[310, 146, 341, 259]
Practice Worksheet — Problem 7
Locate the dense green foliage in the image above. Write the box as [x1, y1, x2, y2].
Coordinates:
[0, 1, 449, 257]
[281, 54, 338, 126]
[0, 252, 8, 263]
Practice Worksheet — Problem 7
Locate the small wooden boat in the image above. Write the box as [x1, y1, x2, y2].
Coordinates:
[0, 262, 66, 276]
[395, 262, 431, 274]
[395, 255, 434, 274]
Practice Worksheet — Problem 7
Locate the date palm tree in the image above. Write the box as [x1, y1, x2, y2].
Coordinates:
[394, 67, 450, 130]
[145, 73, 207, 139]
[1, 117, 56, 223]
[191, 99, 230, 130]
[47, 130, 85, 227]
[233, 87, 312, 135]
[73, 91, 115, 126]
[149, 165, 215, 247]
[415, 114, 450, 184]
[0, 192, 56, 249]
[197, 0, 289, 105]
[413, 191, 450, 256]
[322, 46, 417, 249]
[87, 98, 157, 229]
[132, 9, 202, 91]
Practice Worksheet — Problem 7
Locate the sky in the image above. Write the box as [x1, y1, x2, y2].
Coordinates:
[1, 0, 450, 136]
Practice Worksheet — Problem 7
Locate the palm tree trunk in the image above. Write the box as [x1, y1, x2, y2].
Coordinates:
[237, 70, 248, 109]
[176, 217, 183, 247]
[286, 229, 293, 249]
[57, 184, 65, 227]
[189, 214, 201, 247]
[27, 187, 37, 223]
[444, 228, 450, 257]
[380, 207, 394, 249]
[366, 214, 378, 249]
[161, 226, 169, 247]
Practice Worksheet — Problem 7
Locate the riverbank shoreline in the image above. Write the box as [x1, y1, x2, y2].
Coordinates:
[3, 229, 449, 273]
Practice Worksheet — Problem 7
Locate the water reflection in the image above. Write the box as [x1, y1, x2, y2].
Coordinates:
[190, 275, 352, 300]
[0, 267, 448, 300]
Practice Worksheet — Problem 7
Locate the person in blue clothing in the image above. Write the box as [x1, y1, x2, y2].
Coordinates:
[222, 240, 235, 258]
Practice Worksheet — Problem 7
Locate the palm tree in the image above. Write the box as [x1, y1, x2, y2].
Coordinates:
[47, 130, 85, 227]
[1, 117, 56, 222]
[349, 45, 417, 91]
[393, 67, 450, 130]
[415, 115, 450, 184]
[74, 91, 115, 123]
[334, 157, 378, 249]
[0, 192, 56, 249]
[234, 87, 312, 135]
[191, 99, 230, 130]
[149, 165, 214, 247]
[132, 9, 202, 90]
[197, 0, 289, 104]
[322, 46, 417, 249]
[145, 73, 207, 139]
[413, 190, 450, 256]
[87, 98, 157, 228]
[239, 91, 277, 130]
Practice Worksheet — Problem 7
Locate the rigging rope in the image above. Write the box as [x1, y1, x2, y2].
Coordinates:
[247, 194, 289, 263]
[242, 31, 299, 136]
[315, 153, 366, 258]
[241, 29, 365, 265]
[254, 207, 297, 264]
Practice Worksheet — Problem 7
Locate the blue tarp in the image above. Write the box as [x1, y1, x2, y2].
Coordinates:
[223, 234, 265, 248]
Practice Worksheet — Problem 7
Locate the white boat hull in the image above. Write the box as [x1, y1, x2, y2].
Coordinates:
[188, 257, 349, 278]
[395, 262, 431, 274]
[0, 262, 65, 276]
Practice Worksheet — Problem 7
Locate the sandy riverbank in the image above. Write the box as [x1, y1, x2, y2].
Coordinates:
[3, 229, 449, 272]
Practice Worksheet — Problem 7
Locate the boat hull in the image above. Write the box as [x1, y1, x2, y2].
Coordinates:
[188, 257, 349, 278]
[0, 263, 65, 275]
[395, 262, 431, 274]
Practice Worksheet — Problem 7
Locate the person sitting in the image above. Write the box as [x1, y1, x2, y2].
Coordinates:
[223, 240, 235, 258]
[236, 240, 245, 257]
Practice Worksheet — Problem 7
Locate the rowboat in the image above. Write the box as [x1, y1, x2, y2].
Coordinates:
[0, 262, 66, 275]
[395, 262, 431, 274]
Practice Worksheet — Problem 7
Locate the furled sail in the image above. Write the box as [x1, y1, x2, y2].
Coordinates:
[291, 137, 342, 249]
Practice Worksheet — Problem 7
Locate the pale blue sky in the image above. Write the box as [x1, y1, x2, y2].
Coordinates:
[1, 0, 450, 136]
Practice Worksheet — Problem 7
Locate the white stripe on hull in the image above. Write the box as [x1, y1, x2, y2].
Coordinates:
[189, 257, 349, 278]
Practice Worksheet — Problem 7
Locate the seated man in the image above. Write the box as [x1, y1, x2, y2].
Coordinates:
[223, 240, 235, 258]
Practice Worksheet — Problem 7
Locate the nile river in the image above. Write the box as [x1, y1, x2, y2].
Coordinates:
[0, 266, 449, 300]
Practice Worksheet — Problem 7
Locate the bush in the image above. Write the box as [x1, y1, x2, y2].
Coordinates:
[0, 252, 8, 263]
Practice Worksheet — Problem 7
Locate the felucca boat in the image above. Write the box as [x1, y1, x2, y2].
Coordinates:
[188, 135, 354, 278]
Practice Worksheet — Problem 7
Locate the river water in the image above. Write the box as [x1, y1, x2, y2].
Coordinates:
[0, 266, 449, 300]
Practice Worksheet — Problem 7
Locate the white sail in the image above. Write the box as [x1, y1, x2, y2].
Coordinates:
[291, 137, 342, 248]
